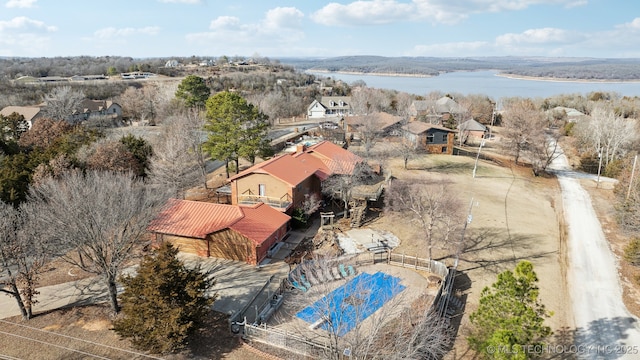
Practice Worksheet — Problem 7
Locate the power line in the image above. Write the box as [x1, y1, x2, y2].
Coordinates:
[0, 319, 164, 360]
[0, 329, 111, 360]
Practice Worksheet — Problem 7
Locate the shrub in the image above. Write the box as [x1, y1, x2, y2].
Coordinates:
[624, 238, 640, 266]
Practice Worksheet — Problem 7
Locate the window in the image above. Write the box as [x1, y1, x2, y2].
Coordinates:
[258, 184, 266, 197]
[427, 134, 434, 143]
[442, 133, 448, 142]
[441, 146, 448, 153]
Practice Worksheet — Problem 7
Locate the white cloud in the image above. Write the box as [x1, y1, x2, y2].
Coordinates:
[93, 26, 160, 39]
[5, 0, 37, 8]
[616, 17, 640, 31]
[495, 28, 581, 46]
[311, 0, 586, 27]
[157, 0, 201, 3]
[0, 16, 56, 32]
[188, 7, 305, 51]
[264, 7, 304, 30]
[209, 16, 241, 30]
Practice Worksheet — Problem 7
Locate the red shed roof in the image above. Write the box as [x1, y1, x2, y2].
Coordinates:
[149, 199, 290, 245]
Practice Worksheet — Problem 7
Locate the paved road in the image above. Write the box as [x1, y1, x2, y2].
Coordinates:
[550, 148, 640, 359]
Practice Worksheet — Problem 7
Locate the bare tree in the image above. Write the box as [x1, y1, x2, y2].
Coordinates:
[322, 161, 379, 219]
[30, 171, 170, 312]
[500, 98, 546, 165]
[392, 137, 417, 170]
[42, 86, 85, 122]
[358, 113, 386, 159]
[0, 201, 53, 320]
[385, 179, 463, 260]
[148, 110, 207, 196]
[576, 104, 638, 168]
[529, 130, 562, 175]
[118, 83, 166, 125]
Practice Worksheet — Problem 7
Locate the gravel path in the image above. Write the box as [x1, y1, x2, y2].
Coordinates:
[551, 147, 640, 359]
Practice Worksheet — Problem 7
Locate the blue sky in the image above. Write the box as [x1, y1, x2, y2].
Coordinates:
[1, 0, 639, 58]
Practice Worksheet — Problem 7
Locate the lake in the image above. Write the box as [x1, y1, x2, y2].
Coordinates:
[308, 70, 640, 100]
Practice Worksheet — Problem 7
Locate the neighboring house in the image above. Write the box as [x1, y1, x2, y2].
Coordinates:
[547, 106, 586, 123]
[402, 121, 455, 154]
[409, 96, 465, 125]
[68, 100, 122, 123]
[165, 59, 179, 67]
[149, 199, 290, 265]
[457, 118, 487, 144]
[0, 106, 43, 128]
[228, 140, 363, 213]
[307, 100, 327, 119]
[307, 96, 353, 119]
[342, 112, 404, 139]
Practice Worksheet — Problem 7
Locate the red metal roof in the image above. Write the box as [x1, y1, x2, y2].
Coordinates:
[232, 203, 291, 245]
[305, 140, 362, 175]
[229, 153, 321, 186]
[149, 199, 244, 239]
[149, 200, 290, 246]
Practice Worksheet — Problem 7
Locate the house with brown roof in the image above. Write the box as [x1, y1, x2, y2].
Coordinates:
[149, 199, 290, 265]
[457, 118, 488, 144]
[402, 121, 455, 155]
[0, 106, 43, 128]
[228, 140, 363, 213]
[341, 112, 404, 140]
[67, 100, 122, 123]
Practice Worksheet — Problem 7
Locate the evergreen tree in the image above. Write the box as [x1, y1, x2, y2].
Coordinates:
[113, 243, 216, 353]
[203, 91, 270, 177]
[175, 75, 211, 108]
[468, 261, 552, 359]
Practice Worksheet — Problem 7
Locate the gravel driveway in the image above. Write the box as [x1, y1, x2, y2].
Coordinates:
[551, 146, 640, 359]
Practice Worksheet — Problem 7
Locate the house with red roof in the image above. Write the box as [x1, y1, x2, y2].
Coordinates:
[227, 140, 363, 214]
[149, 199, 290, 265]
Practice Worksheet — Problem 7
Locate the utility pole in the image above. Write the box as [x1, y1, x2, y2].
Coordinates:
[596, 146, 603, 189]
[488, 101, 496, 140]
[472, 139, 485, 178]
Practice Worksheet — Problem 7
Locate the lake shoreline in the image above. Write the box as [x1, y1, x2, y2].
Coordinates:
[310, 69, 640, 84]
[495, 72, 640, 84]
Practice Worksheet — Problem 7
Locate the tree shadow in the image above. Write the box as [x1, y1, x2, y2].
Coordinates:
[571, 317, 639, 360]
[181, 310, 243, 359]
[410, 161, 475, 174]
[452, 227, 554, 274]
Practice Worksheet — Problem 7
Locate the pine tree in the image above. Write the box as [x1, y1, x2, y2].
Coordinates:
[468, 261, 552, 359]
[203, 91, 270, 177]
[113, 243, 216, 353]
[175, 75, 211, 108]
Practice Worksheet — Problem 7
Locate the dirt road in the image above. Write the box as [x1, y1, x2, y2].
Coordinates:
[551, 149, 640, 359]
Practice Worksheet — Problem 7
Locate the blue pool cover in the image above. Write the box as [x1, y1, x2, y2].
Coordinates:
[296, 272, 405, 337]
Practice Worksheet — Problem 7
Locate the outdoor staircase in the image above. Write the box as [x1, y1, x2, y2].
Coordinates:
[350, 206, 366, 228]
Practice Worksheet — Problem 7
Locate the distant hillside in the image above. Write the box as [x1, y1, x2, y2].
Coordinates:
[278, 56, 640, 81]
